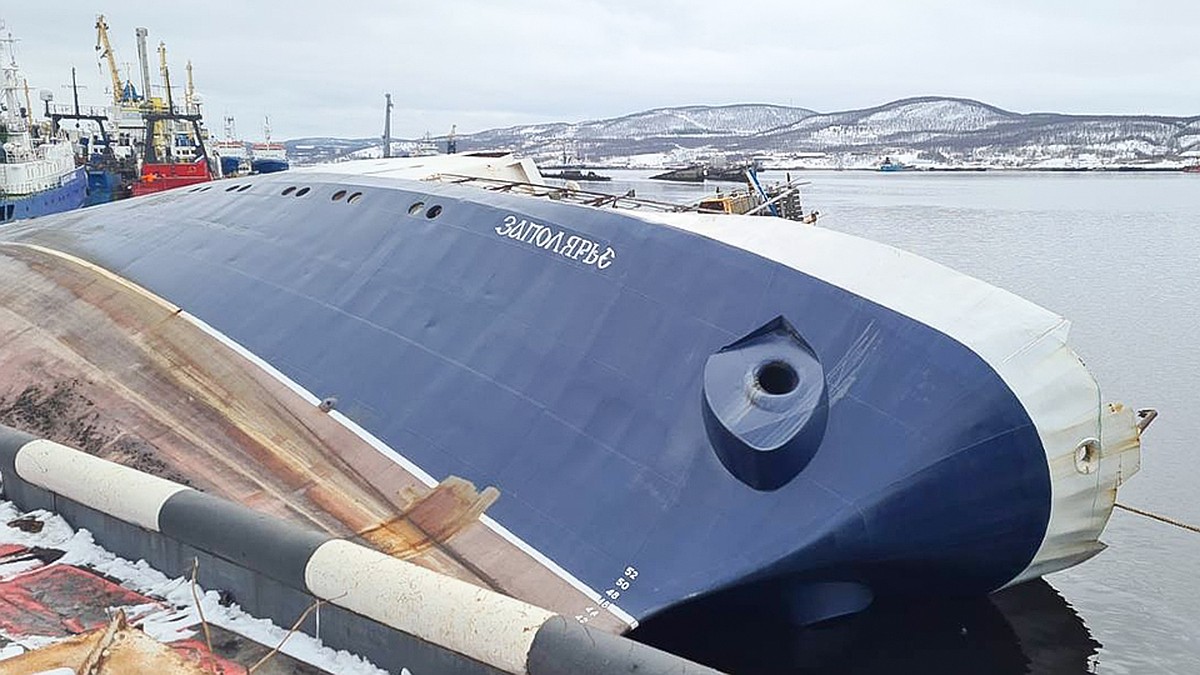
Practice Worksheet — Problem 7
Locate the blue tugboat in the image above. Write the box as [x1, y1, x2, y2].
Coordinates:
[0, 153, 1151, 645]
[879, 156, 916, 172]
[0, 29, 87, 223]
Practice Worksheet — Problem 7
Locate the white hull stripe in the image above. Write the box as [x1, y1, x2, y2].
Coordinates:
[7, 241, 638, 628]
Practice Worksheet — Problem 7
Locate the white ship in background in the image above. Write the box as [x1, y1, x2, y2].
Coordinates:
[213, 114, 249, 176]
[250, 116, 288, 173]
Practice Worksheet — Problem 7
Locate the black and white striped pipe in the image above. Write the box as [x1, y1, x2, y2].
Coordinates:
[0, 425, 718, 675]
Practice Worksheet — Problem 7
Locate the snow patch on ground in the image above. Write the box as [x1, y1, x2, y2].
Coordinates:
[0, 501, 388, 675]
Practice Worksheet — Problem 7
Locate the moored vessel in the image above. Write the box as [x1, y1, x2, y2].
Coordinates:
[543, 168, 612, 181]
[250, 116, 289, 173]
[129, 37, 214, 196]
[214, 115, 249, 176]
[650, 163, 707, 182]
[0, 27, 87, 223]
[879, 156, 916, 171]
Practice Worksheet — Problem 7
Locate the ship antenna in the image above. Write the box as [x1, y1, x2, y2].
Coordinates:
[382, 93, 393, 158]
[0, 25, 28, 133]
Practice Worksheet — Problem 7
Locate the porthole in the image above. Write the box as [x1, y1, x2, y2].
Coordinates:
[225, 184, 240, 192]
[295, 187, 311, 197]
[408, 201, 425, 215]
[281, 186, 296, 196]
[347, 192, 363, 204]
[237, 184, 252, 192]
[331, 189, 347, 201]
[425, 205, 443, 219]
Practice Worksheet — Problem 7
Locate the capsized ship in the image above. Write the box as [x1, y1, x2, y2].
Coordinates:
[0, 153, 1149, 638]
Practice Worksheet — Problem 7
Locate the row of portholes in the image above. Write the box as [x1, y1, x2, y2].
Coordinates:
[190, 184, 435, 219]
[188, 183, 251, 194]
[330, 189, 363, 204]
[407, 201, 443, 219]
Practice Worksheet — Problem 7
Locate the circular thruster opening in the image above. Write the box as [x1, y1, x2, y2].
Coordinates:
[755, 361, 799, 395]
[295, 187, 311, 197]
[425, 204, 443, 219]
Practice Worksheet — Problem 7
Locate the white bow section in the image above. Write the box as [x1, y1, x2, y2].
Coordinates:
[631, 210, 1143, 587]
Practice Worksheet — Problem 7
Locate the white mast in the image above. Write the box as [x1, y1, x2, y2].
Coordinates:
[1, 23, 28, 135]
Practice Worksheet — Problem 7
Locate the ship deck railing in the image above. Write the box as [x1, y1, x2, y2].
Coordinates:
[430, 172, 718, 213]
[428, 172, 811, 220]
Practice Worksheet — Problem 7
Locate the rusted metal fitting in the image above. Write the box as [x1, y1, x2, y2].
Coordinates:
[1135, 408, 1158, 433]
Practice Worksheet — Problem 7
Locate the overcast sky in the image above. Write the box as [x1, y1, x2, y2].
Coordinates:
[3, 1, 1198, 140]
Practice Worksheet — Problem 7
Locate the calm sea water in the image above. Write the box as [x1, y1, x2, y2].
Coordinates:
[603, 170, 1200, 674]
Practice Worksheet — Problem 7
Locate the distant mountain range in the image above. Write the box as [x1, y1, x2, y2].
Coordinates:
[286, 97, 1200, 169]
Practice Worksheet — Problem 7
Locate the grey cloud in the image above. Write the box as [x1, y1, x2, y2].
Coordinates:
[3, 1, 1197, 139]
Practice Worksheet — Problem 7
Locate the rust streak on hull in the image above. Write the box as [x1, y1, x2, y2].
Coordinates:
[0, 243, 620, 631]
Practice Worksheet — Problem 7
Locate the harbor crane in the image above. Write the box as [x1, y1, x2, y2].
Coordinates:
[157, 41, 173, 111]
[94, 15, 124, 105]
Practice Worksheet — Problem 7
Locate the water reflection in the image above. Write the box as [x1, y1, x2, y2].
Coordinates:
[631, 580, 1099, 674]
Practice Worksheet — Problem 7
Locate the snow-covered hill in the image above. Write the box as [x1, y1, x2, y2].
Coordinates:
[286, 98, 1200, 168]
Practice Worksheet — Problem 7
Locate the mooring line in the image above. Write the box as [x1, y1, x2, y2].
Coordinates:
[1115, 502, 1200, 535]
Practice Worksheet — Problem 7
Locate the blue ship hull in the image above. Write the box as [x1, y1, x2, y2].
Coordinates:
[0, 167, 88, 222]
[84, 168, 130, 206]
[220, 156, 244, 177]
[251, 158, 289, 174]
[0, 158, 1142, 637]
